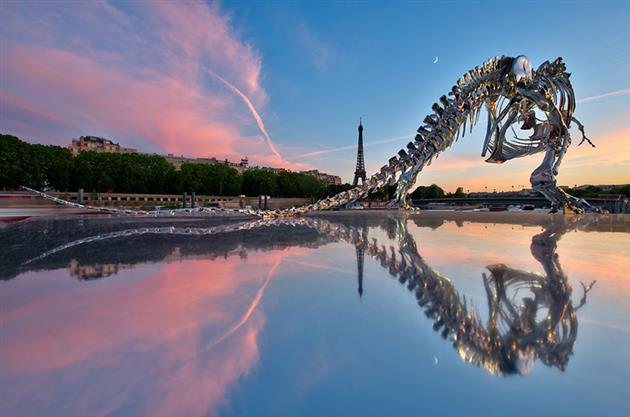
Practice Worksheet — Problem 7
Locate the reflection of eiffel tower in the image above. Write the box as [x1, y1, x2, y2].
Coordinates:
[356, 245, 364, 298]
[352, 119, 366, 186]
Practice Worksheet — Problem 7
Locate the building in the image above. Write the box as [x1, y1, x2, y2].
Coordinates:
[301, 169, 342, 185]
[68, 137, 339, 182]
[163, 154, 219, 171]
[67, 259, 134, 281]
[69, 136, 137, 156]
[163, 154, 249, 172]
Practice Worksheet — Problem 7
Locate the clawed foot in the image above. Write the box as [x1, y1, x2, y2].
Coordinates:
[385, 199, 402, 209]
[385, 199, 417, 211]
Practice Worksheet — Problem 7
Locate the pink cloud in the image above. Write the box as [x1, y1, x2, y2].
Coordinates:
[150, 1, 266, 104]
[0, 249, 295, 417]
[1, 45, 239, 156]
[0, 1, 302, 169]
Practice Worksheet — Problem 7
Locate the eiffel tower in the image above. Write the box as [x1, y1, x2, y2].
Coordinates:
[352, 119, 366, 186]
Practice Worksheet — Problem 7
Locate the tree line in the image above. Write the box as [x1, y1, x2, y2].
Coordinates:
[409, 184, 466, 199]
[0, 134, 347, 198]
[566, 184, 630, 198]
[1, 134, 483, 200]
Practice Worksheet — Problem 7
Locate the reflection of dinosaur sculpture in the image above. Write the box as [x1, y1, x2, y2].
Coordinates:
[22, 55, 599, 216]
[17, 215, 594, 376]
[345, 216, 595, 375]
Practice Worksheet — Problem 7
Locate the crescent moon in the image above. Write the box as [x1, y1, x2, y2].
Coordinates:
[433, 56, 439, 64]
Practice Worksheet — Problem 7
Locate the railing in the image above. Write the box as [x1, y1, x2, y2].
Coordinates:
[1, 191, 312, 211]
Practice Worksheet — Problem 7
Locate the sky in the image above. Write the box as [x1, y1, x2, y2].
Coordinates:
[1, 0, 628, 191]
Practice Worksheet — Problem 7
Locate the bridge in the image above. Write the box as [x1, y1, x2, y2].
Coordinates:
[411, 196, 629, 212]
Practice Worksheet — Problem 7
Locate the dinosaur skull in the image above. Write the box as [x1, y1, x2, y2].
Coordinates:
[511, 55, 533, 82]
[481, 56, 555, 163]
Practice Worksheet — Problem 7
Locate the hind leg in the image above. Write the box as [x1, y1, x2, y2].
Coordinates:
[530, 146, 599, 213]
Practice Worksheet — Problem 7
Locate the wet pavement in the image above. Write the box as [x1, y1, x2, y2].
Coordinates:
[1, 212, 629, 417]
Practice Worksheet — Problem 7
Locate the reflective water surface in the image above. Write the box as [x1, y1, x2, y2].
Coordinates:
[1, 212, 629, 417]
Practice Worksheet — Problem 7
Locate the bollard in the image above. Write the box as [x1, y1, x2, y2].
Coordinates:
[182, 192, 187, 208]
[77, 188, 84, 204]
[191, 192, 196, 209]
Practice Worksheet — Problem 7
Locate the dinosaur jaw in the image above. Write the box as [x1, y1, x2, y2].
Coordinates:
[483, 96, 549, 164]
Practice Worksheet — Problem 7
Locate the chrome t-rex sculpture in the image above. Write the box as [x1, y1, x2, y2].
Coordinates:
[22, 55, 598, 216]
[304, 55, 597, 214]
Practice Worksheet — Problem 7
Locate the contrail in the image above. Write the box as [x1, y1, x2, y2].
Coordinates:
[207, 69, 283, 161]
[288, 134, 413, 161]
[205, 255, 284, 350]
[577, 87, 630, 104]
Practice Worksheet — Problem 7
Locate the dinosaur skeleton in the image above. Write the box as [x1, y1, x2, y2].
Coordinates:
[22, 55, 597, 216]
[307, 55, 597, 214]
[18, 215, 594, 376]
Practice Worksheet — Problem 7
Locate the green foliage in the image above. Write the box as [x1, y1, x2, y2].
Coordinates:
[1, 134, 73, 190]
[241, 169, 325, 198]
[180, 163, 241, 196]
[370, 184, 397, 200]
[410, 184, 445, 199]
[295, 172, 326, 199]
[612, 184, 630, 197]
[70, 152, 176, 193]
[241, 169, 278, 196]
[0, 134, 333, 198]
[567, 184, 630, 198]
[452, 186, 466, 198]
[566, 185, 601, 198]
[323, 183, 354, 198]
[0, 134, 30, 189]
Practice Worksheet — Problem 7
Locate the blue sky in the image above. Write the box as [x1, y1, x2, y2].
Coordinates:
[1, 1, 628, 189]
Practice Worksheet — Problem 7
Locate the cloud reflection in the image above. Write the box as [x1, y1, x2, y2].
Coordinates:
[0, 250, 289, 417]
[0, 213, 625, 416]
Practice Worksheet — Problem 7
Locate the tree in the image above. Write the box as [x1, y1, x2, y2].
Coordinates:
[454, 187, 465, 198]
[0, 134, 31, 189]
[323, 183, 354, 198]
[611, 184, 630, 197]
[180, 163, 207, 194]
[410, 184, 445, 199]
[241, 169, 279, 196]
[276, 170, 300, 197]
[0, 134, 332, 198]
[370, 184, 397, 200]
[296, 173, 325, 199]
